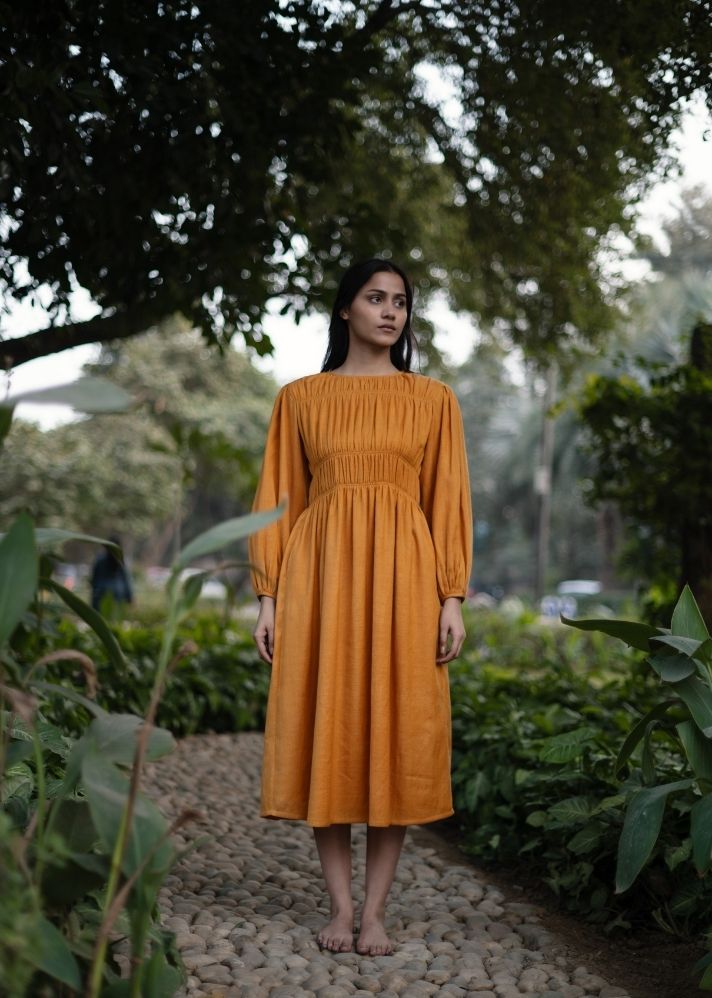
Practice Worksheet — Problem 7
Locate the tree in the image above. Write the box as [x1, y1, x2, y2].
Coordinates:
[0, 322, 280, 568]
[2, 1, 711, 369]
[578, 321, 712, 624]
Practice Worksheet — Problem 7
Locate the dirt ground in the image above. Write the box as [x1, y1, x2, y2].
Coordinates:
[415, 819, 709, 998]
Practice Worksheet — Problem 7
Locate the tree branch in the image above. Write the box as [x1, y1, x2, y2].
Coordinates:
[0, 308, 161, 371]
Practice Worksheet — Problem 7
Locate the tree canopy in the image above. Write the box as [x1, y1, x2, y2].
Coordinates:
[2, 0, 711, 368]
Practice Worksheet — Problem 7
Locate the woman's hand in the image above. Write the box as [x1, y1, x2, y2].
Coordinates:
[436, 596, 466, 664]
[253, 596, 276, 664]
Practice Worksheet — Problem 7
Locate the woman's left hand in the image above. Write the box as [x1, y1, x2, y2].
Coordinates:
[436, 597, 466, 664]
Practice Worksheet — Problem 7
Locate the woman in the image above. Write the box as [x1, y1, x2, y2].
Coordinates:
[249, 258, 473, 957]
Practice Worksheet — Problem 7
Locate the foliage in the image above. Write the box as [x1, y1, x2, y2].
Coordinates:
[3, 2, 712, 366]
[577, 331, 712, 623]
[448, 610, 712, 946]
[0, 326, 279, 567]
[562, 586, 712, 990]
[20, 613, 270, 740]
[0, 379, 285, 995]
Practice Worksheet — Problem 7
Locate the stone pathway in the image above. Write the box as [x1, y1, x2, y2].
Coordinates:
[141, 732, 632, 998]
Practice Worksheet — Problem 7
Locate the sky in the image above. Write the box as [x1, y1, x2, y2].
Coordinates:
[2, 95, 711, 429]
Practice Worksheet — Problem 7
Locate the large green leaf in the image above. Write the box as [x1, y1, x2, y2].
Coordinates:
[671, 584, 710, 642]
[536, 726, 599, 763]
[560, 614, 659, 651]
[61, 713, 173, 796]
[1, 376, 132, 412]
[42, 578, 127, 671]
[674, 676, 712, 738]
[615, 779, 695, 893]
[34, 528, 122, 555]
[174, 504, 286, 570]
[647, 653, 696, 682]
[81, 749, 174, 878]
[690, 794, 712, 874]
[89, 713, 175, 766]
[0, 511, 37, 646]
[651, 634, 712, 663]
[614, 700, 684, 775]
[32, 916, 82, 990]
[676, 721, 712, 784]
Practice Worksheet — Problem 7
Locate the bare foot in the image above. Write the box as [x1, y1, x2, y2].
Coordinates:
[355, 913, 394, 956]
[317, 908, 354, 952]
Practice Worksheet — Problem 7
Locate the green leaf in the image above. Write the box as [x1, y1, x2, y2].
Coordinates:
[690, 794, 712, 874]
[560, 614, 659, 651]
[567, 822, 604, 855]
[42, 578, 127, 670]
[525, 810, 548, 827]
[0, 511, 37, 646]
[641, 726, 657, 785]
[142, 944, 185, 997]
[676, 720, 712, 783]
[591, 793, 627, 815]
[33, 916, 82, 989]
[536, 726, 598, 763]
[614, 700, 683, 775]
[615, 779, 695, 893]
[2, 376, 132, 412]
[1, 762, 34, 803]
[651, 634, 712, 665]
[88, 713, 175, 766]
[547, 796, 594, 824]
[674, 676, 712, 738]
[671, 584, 710, 642]
[174, 504, 286, 571]
[81, 748, 174, 877]
[5, 739, 34, 767]
[664, 838, 692, 872]
[651, 634, 701, 655]
[175, 570, 208, 617]
[34, 528, 122, 555]
[31, 681, 108, 718]
[647, 653, 696, 682]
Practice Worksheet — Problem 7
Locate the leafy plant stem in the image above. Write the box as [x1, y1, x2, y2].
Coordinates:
[30, 724, 47, 885]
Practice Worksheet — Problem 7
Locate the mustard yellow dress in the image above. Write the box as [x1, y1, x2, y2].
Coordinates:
[248, 371, 473, 827]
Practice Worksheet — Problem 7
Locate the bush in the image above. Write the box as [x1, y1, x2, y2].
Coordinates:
[449, 610, 712, 942]
[34, 612, 269, 740]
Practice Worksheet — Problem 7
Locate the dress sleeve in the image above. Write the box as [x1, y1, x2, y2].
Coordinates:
[419, 383, 474, 605]
[248, 384, 311, 600]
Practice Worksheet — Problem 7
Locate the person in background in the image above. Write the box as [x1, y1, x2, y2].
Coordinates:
[90, 535, 134, 612]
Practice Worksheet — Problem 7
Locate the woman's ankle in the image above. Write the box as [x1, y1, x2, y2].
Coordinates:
[330, 898, 355, 917]
[359, 901, 386, 922]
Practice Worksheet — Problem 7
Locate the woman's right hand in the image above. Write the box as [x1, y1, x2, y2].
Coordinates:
[253, 596, 275, 664]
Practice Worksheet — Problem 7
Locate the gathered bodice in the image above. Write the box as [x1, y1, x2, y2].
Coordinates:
[249, 370, 473, 606]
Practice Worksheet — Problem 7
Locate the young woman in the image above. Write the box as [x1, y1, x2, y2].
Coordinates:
[249, 258, 473, 957]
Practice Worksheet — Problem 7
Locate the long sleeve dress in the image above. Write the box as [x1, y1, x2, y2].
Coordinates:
[248, 370, 473, 827]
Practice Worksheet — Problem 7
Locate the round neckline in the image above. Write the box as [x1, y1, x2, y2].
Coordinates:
[326, 370, 407, 378]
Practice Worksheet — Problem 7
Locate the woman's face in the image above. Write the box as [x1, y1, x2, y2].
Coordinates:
[340, 270, 408, 348]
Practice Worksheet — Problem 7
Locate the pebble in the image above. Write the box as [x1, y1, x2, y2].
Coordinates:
[141, 731, 633, 998]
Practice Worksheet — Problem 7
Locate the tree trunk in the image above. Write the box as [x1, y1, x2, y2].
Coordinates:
[534, 364, 557, 601]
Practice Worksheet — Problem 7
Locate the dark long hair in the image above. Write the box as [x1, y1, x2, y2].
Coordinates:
[320, 258, 419, 372]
